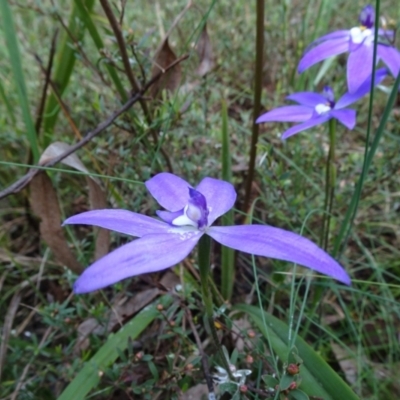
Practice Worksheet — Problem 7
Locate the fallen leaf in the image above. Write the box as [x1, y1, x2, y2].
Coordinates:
[39, 142, 109, 260]
[30, 172, 83, 274]
[150, 38, 182, 97]
[196, 24, 215, 77]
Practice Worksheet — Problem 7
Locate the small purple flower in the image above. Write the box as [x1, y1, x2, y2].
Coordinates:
[63, 173, 351, 293]
[298, 5, 400, 93]
[256, 68, 387, 139]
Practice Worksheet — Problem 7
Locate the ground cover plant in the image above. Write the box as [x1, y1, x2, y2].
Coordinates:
[1, 0, 400, 399]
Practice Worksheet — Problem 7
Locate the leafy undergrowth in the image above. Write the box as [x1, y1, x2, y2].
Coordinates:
[1, 1, 400, 399]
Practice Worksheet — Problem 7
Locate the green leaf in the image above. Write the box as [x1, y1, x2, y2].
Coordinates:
[0, 0, 39, 161]
[58, 295, 172, 400]
[234, 304, 359, 400]
[289, 389, 310, 400]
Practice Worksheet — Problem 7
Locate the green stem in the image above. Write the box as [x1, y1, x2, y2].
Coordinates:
[320, 118, 336, 250]
[198, 235, 231, 375]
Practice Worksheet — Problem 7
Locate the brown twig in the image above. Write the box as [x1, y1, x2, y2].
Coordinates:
[99, 0, 174, 172]
[34, 30, 58, 136]
[185, 307, 215, 398]
[0, 54, 188, 200]
[99, 0, 148, 116]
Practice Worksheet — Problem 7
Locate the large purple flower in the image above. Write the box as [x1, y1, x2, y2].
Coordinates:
[256, 68, 387, 139]
[63, 173, 350, 293]
[298, 5, 400, 93]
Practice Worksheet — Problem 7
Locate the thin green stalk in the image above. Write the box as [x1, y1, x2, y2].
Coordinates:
[333, 71, 400, 257]
[243, 0, 264, 213]
[320, 118, 336, 249]
[333, 0, 394, 257]
[221, 99, 235, 301]
[198, 235, 231, 375]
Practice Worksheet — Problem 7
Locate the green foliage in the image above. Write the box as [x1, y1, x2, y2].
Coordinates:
[235, 304, 359, 399]
[0, 0, 39, 161]
[58, 296, 172, 400]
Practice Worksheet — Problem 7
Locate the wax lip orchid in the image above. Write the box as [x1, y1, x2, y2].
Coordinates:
[63, 173, 351, 293]
[298, 5, 400, 93]
[256, 68, 387, 139]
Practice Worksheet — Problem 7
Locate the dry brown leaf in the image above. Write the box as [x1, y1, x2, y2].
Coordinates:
[196, 24, 215, 77]
[30, 173, 83, 274]
[39, 142, 110, 260]
[150, 38, 182, 98]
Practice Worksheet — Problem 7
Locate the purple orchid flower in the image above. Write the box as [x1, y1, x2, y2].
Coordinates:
[298, 5, 400, 93]
[256, 68, 387, 139]
[63, 173, 350, 293]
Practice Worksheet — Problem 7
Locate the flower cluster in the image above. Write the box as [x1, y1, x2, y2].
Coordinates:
[64, 173, 350, 294]
[257, 5, 400, 137]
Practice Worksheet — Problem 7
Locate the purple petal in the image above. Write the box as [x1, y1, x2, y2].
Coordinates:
[330, 109, 356, 130]
[145, 173, 192, 212]
[196, 177, 236, 225]
[359, 5, 374, 28]
[207, 225, 351, 285]
[347, 44, 374, 93]
[74, 231, 202, 293]
[63, 209, 169, 237]
[256, 106, 313, 123]
[298, 37, 349, 73]
[286, 92, 327, 107]
[378, 29, 395, 41]
[306, 30, 350, 50]
[378, 44, 400, 78]
[336, 68, 388, 109]
[156, 209, 183, 224]
[281, 114, 331, 139]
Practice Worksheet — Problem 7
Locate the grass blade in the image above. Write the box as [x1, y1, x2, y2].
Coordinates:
[42, 0, 95, 143]
[333, 72, 400, 257]
[0, 0, 39, 162]
[58, 295, 172, 400]
[74, 0, 128, 101]
[234, 304, 359, 400]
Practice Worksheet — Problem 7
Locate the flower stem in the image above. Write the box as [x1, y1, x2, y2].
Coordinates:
[198, 235, 231, 375]
[243, 0, 264, 214]
[320, 118, 337, 250]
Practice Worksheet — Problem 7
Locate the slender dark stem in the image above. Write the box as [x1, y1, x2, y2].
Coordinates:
[99, 0, 173, 172]
[243, 0, 264, 214]
[185, 307, 215, 397]
[320, 118, 336, 249]
[35, 30, 58, 136]
[333, 0, 381, 257]
[197, 235, 232, 376]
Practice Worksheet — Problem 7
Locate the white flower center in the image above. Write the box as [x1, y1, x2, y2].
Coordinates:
[315, 103, 331, 115]
[350, 27, 373, 45]
[171, 205, 198, 228]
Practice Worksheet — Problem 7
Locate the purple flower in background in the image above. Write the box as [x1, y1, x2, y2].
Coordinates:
[63, 173, 351, 293]
[298, 5, 400, 93]
[256, 68, 387, 139]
